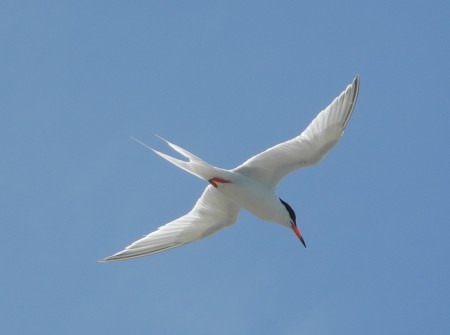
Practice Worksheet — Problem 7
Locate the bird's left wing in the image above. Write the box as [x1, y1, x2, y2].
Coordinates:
[234, 75, 359, 187]
[101, 185, 240, 262]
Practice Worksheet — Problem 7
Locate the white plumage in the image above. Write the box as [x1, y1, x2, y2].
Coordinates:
[101, 75, 359, 262]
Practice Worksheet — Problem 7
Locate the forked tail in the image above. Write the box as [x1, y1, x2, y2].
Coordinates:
[131, 136, 221, 182]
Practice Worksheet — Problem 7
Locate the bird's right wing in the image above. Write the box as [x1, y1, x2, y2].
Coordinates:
[234, 76, 359, 187]
[101, 186, 240, 262]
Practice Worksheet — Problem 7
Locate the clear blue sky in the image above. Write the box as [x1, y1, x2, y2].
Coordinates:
[1, 1, 449, 334]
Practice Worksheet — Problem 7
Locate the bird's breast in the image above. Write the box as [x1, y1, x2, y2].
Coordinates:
[215, 172, 285, 224]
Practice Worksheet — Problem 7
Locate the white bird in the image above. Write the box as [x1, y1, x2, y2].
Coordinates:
[101, 76, 360, 262]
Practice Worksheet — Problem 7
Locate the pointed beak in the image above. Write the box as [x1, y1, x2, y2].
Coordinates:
[291, 222, 307, 248]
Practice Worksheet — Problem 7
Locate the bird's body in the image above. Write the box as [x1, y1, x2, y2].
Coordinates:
[101, 76, 360, 262]
[212, 172, 290, 225]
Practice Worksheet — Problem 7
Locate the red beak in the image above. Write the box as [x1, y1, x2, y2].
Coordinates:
[291, 222, 307, 248]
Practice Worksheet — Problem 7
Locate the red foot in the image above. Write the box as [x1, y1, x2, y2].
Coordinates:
[209, 177, 231, 188]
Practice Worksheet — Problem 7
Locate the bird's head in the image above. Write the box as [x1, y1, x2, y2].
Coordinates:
[279, 198, 306, 248]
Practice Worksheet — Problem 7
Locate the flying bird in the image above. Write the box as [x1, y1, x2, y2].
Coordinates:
[101, 76, 360, 262]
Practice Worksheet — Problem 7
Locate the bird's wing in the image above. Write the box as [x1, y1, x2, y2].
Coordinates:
[234, 75, 359, 187]
[101, 186, 240, 261]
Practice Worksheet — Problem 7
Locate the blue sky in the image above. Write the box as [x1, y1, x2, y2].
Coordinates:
[1, 1, 449, 334]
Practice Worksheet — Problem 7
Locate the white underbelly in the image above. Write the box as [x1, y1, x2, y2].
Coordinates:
[215, 173, 283, 224]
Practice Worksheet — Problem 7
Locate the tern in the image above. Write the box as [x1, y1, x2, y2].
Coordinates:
[101, 76, 359, 262]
